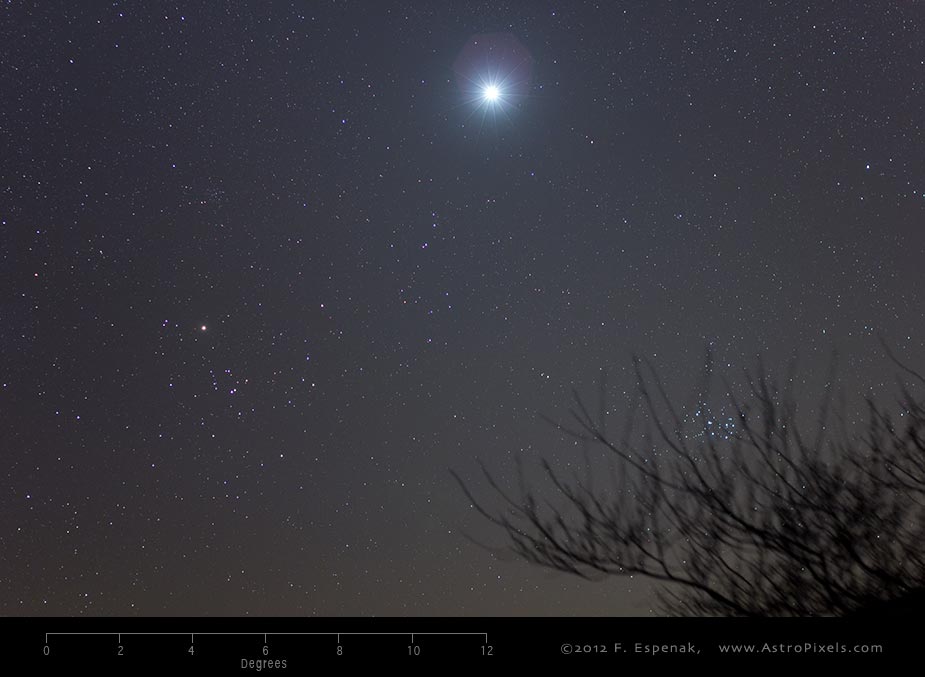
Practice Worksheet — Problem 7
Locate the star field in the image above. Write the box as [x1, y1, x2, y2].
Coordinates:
[1, 1, 923, 616]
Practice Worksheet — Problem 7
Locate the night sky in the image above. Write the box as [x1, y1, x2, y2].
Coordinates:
[3, 1, 923, 616]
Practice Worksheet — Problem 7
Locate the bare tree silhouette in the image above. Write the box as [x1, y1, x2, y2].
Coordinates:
[453, 348, 925, 616]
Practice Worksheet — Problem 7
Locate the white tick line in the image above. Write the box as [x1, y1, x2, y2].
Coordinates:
[45, 632, 489, 639]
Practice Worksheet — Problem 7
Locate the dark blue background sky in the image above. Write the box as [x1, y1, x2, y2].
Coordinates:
[2, 1, 922, 615]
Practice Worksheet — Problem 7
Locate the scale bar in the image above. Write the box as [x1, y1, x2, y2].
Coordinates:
[45, 632, 489, 638]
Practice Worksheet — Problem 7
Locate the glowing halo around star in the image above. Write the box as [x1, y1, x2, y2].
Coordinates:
[452, 33, 534, 128]
[457, 71, 522, 122]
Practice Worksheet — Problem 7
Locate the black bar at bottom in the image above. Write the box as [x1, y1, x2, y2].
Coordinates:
[6, 615, 914, 666]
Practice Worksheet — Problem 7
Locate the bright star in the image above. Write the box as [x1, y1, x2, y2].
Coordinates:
[483, 84, 500, 103]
